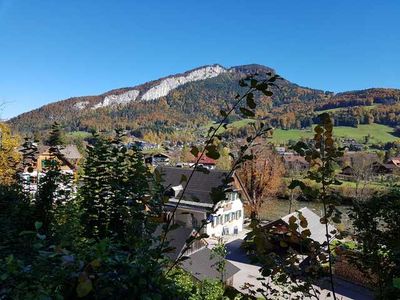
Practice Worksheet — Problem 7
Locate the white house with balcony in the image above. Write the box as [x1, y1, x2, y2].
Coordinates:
[157, 166, 249, 237]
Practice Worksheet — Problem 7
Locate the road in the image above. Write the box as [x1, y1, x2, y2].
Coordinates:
[208, 232, 374, 300]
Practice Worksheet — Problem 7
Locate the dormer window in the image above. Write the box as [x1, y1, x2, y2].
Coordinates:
[171, 184, 183, 197]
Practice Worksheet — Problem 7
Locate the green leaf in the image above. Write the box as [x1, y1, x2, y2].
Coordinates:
[279, 240, 288, 248]
[262, 90, 273, 96]
[239, 107, 255, 117]
[246, 93, 256, 109]
[393, 277, 400, 289]
[19, 230, 36, 236]
[301, 229, 311, 238]
[180, 174, 187, 183]
[205, 145, 220, 159]
[288, 180, 305, 190]
[90, 259, 101, 268]
[170, 223, 181, 231]
[299, 216, 308, 228]
[76, 279, 93, 298]
[34, 221, 43, 230]
[36, 233, 46, 240]
[190, 146, 199, 157]
[199, 233, 209, 239]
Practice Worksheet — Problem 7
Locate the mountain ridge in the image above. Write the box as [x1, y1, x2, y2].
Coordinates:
[8, 64, 400, 134]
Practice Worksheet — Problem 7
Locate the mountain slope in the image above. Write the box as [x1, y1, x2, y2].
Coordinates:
[8, 64, 400, 134]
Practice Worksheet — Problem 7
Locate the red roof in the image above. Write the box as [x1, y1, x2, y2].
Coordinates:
[191, 153, 216, 165]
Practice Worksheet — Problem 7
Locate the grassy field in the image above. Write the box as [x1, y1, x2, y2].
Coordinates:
[315, 104, 378, 114]
[66, 131, 92, 139]
[204, 119, 398, 145]
[271, 123, 398, 145]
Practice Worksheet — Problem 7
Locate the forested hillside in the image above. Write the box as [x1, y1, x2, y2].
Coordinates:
[8, 64, 400, 136]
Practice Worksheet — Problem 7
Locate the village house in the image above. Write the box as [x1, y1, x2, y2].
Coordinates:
[157, 166, 249, 237]
[262, 207, 337, 249]
[281, 152, 309, 173]
[190, 153, 216, 170]
[371, 161, 394, 175]
[158, 226, 240, 286]
[386, 156, 400, 168]
[20, 144, 82, 190]
[145, 153, 170, 166]
[128, 140, 160, 151]
[275, 146, 286, 156]
[341, 138, 364, 152]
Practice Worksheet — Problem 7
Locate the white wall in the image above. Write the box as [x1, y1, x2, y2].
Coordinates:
[174, 208, 206, 228]
[205, 193, 244, 237]
[168, 192, 244, 238]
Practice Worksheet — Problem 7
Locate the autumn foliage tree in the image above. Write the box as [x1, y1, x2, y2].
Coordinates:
[0, 122, 20, 186]
[237, 142, 285, 218]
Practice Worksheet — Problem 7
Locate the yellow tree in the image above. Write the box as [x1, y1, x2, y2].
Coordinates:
[216, 146, 232, 170]
[0, 123, 21, 185]
[237, 145, 285, 218]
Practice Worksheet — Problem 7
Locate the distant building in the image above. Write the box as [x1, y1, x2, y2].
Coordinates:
[282, 153, 309, 172]
[145, 153, 170, 166]
[157, 166, 248, 237]
[371, 162, 394, 175]
[341, 139, 364, 152]
[275, 146, 286, 155]
[129, 140, 159, 151]
[387, 156, 400, 168]
[20, 144, 82, 191]
[190, 153, 216, 170]
[339, 165, 357, 179]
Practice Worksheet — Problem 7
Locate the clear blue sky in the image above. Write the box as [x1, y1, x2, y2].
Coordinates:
[1, 0, 399, 119]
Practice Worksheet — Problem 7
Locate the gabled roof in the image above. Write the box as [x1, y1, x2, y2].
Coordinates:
[181, 247, 240, 281]
[34, 144, 81, 160]
[279, 207, 336, 245]
[191, 153, 216, 165]
[158, 226, 197, 261]
[157, 166, 230, 205]
[282, 154, 308, 165]
[387, 157, 400, 167]
[60, 145, 82, 160]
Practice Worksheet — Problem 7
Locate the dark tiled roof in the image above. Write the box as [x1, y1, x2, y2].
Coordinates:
[23, 144, 81, 160]
[157, 166, 228, 205]
[182, 247, 240, 281]
[161, 226, 196, 261]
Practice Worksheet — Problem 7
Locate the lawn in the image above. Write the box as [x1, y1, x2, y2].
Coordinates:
[202, 119, 398, 145]
[271, 123, 398, 145]
[66, 131, 92, 139]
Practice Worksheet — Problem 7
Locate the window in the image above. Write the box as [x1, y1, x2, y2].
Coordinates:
[231, 212, 235, 220]
[225, 214, 229, 223]
[238, 210, 242, 218]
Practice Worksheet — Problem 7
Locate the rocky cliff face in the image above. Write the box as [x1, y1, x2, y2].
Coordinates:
[71, 65, 228, 110]
[92, 90, 140, 109]
[141, 65, 227, 101]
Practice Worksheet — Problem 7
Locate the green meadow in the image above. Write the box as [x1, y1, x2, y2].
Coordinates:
[271, 123, 398, 145]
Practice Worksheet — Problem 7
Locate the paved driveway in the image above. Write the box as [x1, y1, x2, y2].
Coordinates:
[220, 235, 373, 300]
